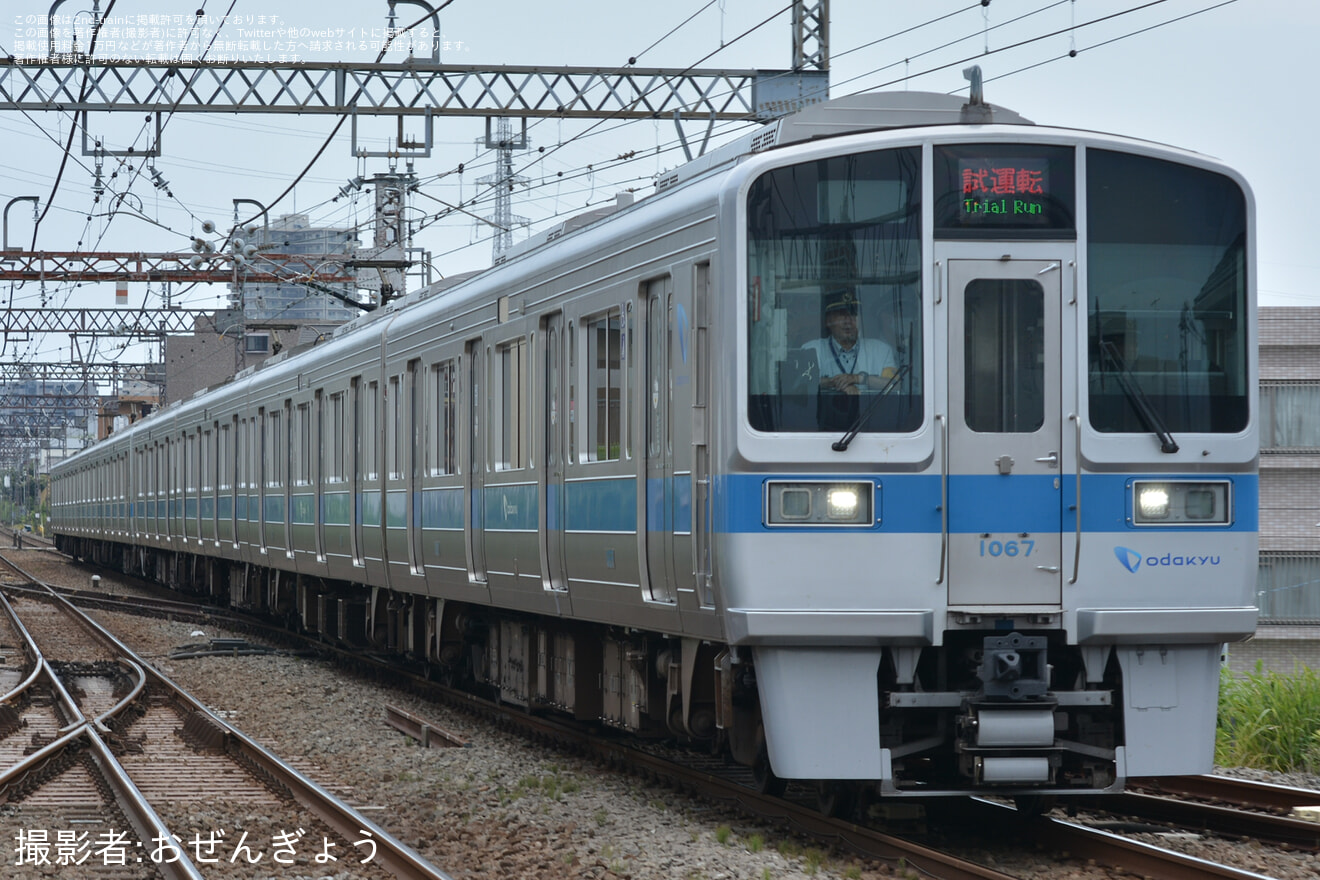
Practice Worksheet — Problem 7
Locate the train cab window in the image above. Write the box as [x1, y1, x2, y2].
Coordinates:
[1086, 150, 1248, 434]
[586, 310, 624, 461]
[746, 147, 924, 434]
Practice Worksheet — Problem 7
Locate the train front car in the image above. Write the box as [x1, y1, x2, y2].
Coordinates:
[721, 95, 1257, 798]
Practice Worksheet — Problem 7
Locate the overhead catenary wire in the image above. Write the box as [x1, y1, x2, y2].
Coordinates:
[2, 0, 1253, 352]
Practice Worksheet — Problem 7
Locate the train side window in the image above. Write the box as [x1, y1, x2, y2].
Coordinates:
[585, 309, 623, 462]
[497, 338, 529, 470]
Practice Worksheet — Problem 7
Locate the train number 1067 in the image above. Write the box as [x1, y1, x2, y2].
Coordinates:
[979, 538, 1034, 558]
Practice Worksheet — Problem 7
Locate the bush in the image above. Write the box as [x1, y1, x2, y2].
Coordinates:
[1217, 664, 1320, 773]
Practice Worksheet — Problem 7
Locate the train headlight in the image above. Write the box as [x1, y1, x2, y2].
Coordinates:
[827, 487, 859, 520]
[765, 481, 874, 527]
[1131, 480, 1231, 526]
[1137, 485, 1170, 520]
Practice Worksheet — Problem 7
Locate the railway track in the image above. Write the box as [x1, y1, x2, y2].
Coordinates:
[1, 524, 55, 551]
[0, 561, 452, 880]
[1065, 776, 1320, 853]
[8, 546, 1316, 880]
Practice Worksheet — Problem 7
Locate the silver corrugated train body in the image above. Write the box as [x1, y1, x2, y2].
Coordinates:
[52, 91, 1259, 802]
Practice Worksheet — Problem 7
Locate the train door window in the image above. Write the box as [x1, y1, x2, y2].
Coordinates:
[156, 442, 165, 525]
[585, 310, 623, 462]
[963, 279, 1046, 433]
[361, 380, 379, 480]
[497, 339, 529, 470]
[568, 323, 577, 462]
[218, 423, 229, 491]
[403, 361, 419, 482]
[328, 392, 345, 482]
[188, 432, 198, 514]
[201, 429, 212, 493]
[314, 391, 325, 486]
[135, 448, 144, 526]
[387, 375, 402, 480]
[431, 360, 457, 475]
[295, 402, 311, 486]
[546, 327, 561, 468]
[236, 418, 247, 515]
[267, 409, 283, 488]
[243, 418, 254, 522]
[625, 303, 635, 458]
[212, 425, 220, 497]
[646, 279, 671, 458]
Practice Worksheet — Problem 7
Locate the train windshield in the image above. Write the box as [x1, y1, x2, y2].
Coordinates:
[746, 148, 923, 434]
[1087, 150, 1249, 434]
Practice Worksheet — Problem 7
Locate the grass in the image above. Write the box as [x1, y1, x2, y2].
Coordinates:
[507, 767, 582, 802]
[1217, 664, 1320, 773]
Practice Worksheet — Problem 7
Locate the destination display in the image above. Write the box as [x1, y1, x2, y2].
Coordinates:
[959, 158, 1049, 219]
[934, 144, 1075, 237]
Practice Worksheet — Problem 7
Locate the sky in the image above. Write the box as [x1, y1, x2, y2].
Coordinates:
[0, 0, 1312, 369]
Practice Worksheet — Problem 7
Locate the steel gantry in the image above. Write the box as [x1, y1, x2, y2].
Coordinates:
[0, 362, 162, 384]
[0, 59, 826, 122]
[0, 251, 357, 284]
[1, 0, 830, 474]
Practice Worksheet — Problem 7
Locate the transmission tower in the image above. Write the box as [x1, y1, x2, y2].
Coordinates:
[479, 118, 531, 261]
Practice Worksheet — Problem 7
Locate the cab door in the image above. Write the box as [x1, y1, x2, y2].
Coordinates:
[947, 258, 1064, 607]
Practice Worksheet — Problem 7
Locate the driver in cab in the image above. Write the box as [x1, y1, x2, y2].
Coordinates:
[803, 290, 897, 395]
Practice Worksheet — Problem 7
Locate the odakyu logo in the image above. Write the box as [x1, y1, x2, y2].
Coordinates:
[1113, 546, 1222, 574]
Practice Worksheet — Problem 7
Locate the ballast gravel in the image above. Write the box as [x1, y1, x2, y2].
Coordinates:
[5, 546, 1319, 880]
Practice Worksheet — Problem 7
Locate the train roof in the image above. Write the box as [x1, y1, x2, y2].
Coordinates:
[486, 90, 1033, 269]
[54, 92, 1044, 458]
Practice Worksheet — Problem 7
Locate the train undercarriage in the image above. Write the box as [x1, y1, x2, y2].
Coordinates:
[60, 536, 1125, 807]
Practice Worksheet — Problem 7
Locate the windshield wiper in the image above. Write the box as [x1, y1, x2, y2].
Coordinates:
[832, 364, 910, 452]
[1099, 339, 1179, 454]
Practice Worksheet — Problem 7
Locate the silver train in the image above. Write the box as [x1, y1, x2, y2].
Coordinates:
[52, 90, 1259, 802]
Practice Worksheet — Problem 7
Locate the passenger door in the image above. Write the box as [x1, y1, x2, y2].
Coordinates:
[541, 313, 569, 593]
[946, 258, 1065, 606]
[643, 279, 678, 604]
[465, 340, 488, 584]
